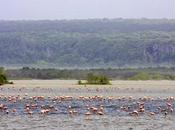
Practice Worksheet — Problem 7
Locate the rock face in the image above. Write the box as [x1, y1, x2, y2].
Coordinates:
[145, 42, 175, 63]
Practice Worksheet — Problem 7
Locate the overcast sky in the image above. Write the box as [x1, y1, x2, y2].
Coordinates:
[0, 0, 174, 20]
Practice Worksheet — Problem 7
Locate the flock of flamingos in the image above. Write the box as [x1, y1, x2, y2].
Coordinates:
[0, 90, 174, 118]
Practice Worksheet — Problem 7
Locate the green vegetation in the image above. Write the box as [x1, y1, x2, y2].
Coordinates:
[1, 19, 175, 68]
[128, 72, 150, 80]
[6, 67, 175, 80]
[0, 67, 10, 85]
[86, 73, 110, 85]
[128, 72, 163, 80]
[78, 73, 111, 85]
[128, 72, 175, 80]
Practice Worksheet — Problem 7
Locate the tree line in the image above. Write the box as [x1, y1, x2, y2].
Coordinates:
[6, 67, 175, 80]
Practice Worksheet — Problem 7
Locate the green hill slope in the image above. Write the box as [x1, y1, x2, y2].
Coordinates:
[1, 19, 175, 68]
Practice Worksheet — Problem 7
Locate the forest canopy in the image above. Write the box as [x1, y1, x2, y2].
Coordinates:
[1, 19, 175, 68]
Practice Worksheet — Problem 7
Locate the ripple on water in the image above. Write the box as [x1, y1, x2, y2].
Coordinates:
[0, 95, 175, 130]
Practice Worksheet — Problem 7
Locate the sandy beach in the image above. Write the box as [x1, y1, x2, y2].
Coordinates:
[2, 80, 175, 98]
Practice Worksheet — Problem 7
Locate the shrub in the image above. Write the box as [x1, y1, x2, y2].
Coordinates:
[86, 73, 110, 85]
[0, 67, 10, 85]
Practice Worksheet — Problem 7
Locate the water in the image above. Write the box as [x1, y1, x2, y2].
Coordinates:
[0, 95, 175, 130]
[1, 80, 175, 130]
[1, 115, 175, 130]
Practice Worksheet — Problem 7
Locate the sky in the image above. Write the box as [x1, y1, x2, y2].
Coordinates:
[0, 0, 175, 20]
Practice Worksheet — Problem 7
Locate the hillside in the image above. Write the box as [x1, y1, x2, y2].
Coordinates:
[1, 19, 175, 68]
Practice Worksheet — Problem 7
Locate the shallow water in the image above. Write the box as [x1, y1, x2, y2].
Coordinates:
[1, 80, 175, 130]
[1, 115, 175, 130]
[0, 95, 175, 130]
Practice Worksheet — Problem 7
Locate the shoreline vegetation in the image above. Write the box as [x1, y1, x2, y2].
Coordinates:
[78, 73, 111, 85]
[3, 67, 175, 81]
[0, 67, 12, 85]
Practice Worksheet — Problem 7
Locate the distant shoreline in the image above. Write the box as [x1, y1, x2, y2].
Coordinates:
[4, 79, 175, 89]
[5, 67, 175, 81]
